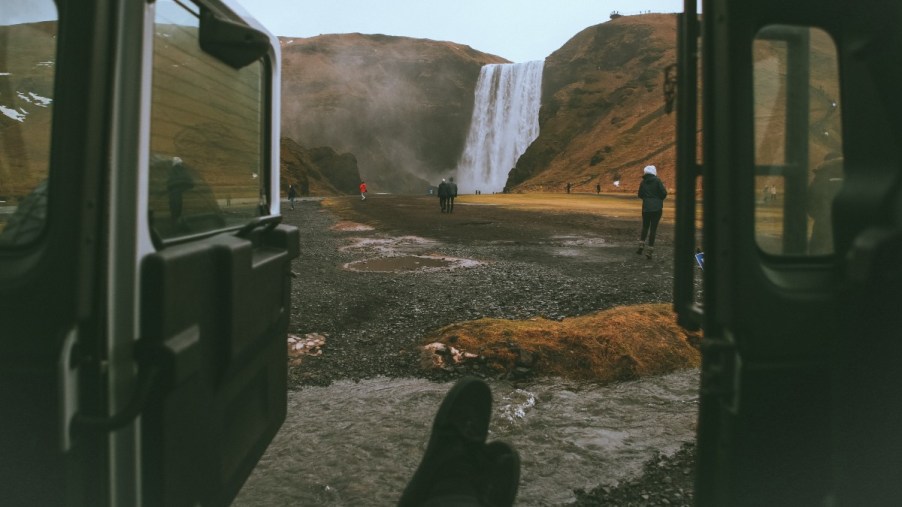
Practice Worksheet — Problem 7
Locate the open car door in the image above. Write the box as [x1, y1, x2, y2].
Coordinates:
[0, 1, 298, 505]
[137, 3, 298, 504]
[675, 0, 902, 504]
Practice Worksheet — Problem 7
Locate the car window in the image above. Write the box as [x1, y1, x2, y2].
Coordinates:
[0, 0, 57, 247]
[149, 0, 266, 242]
[753, 25, 844, 256]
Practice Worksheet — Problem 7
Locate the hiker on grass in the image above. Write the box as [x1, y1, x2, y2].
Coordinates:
[438, 178, 450, 213]
[636, 165, 667, 259]
[446, 177, 458, 213]
[359, 180, 367, 200]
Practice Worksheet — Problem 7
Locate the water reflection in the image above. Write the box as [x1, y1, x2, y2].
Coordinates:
[235, 370, 699, 506]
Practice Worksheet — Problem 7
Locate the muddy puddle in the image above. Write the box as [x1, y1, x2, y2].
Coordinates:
[336, 231, 624, 273]
[344, 254, 482, 273]
[338, 233, 483, 273]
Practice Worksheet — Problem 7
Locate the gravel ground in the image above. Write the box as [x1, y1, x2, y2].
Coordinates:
[571, 442, 697, 506]
[280, 194, 697, 505]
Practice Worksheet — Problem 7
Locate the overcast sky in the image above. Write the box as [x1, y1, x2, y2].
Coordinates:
[4, 1, 694, 63]
[239, 1, 696, 63]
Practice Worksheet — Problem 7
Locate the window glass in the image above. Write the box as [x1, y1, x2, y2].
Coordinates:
[753, 26, 843, 256]
[149, 0, 265, 241]
[0, 1, 57, 246]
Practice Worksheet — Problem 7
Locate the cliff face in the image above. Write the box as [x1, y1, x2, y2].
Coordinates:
[508, 14, 679, 194]
[280, 33, 507, 194]
[279, 137, 361, 196]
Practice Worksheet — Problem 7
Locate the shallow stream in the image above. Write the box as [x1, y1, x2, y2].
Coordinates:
[235, 370, 699, 506]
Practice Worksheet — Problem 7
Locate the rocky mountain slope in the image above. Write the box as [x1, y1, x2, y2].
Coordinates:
[279, 33, 507, 194]
[282, 14, 842, 197]
[279, 137, 361, 196]
[509, 14, 679, 194]
[278, 14, 680, 196]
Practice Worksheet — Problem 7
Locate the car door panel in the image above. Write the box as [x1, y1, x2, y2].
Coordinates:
[140, 224, 298, 506]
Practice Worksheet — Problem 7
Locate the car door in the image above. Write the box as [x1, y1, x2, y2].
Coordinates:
[137, 2, 298, 505]
[0, 1, 298, 505]
[676, 0, 902, 505]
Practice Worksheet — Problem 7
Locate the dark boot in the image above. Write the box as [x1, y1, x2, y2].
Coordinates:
[482, 441, 520, 507]
[645, 246, 655, 259]
[636, 241, 645, 254]
[398, 377, 492, 507]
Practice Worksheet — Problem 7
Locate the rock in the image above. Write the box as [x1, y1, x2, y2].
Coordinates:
[287, 332, 327, 365]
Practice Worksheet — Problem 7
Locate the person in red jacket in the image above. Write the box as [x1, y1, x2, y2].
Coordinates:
[359, 180, 367, 200]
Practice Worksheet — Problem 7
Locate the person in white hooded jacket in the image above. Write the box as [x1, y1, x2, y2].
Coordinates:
[636, 165, 667, 259]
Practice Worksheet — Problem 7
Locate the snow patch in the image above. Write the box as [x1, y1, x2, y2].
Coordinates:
[28, 92, 52, 107]
[0, 105, 27, 122]
[16, 91, 50, 107]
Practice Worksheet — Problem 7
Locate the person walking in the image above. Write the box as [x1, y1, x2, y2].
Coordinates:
[636, 165, 667, 259]
[446, 177, 458, 213]
[437, 178, 449, 213]
[359, 180, 367, 200]
[596, 183, 601, 194]
[287, 184, 297, 209]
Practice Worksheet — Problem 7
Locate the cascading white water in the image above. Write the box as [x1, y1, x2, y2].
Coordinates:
[456, 61, 544, 194]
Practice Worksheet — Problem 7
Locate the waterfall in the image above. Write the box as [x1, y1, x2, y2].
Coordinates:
[456, 61, 544, 194]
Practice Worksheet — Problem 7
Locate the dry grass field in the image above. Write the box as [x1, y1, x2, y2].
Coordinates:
[456, 192, 678, 224]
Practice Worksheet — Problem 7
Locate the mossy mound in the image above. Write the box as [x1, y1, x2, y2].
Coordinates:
[421, 303, 700, 383]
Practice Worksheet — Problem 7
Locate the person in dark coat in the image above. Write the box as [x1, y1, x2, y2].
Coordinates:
[167, 156, 193, 224]
[287, 184, 297, 209]
[636, 165, 667, 259]
[446, 177, 458, 213]
[437, 178, 449, 212]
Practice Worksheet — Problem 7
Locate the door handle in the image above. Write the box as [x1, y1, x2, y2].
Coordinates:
[235, 215, 282, 238]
